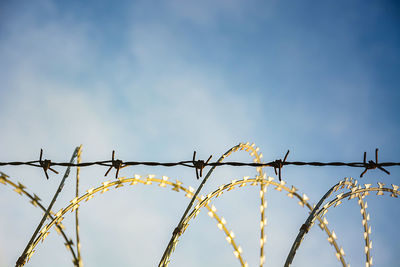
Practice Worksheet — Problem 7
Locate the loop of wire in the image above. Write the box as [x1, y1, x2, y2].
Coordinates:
[5, 142, 397, 266]
[9, 174, 350, 267]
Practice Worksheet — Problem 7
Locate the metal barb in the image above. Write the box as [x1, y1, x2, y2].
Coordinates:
[273, 150, 290, 181]
[192, 151, 213, 179]
[360, 148, 390, 178]
[104, 151, 125, 179]
[0, 148, 398, 180]
[39, 149, 59, 179]
[16, 147, 79, 267]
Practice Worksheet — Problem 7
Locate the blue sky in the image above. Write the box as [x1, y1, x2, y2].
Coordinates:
[0, 1, 399, 266]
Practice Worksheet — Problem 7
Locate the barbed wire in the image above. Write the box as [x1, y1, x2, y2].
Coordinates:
[0, 147, 399, 180]
[3, 142, 400, 267]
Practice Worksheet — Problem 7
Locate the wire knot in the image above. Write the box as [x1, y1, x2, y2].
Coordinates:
[360, 148, 390, 177]
[105, 150, 125, 178]
[272, 150, 290, 181]
[192, 151, 212, 179]
[39, 149, 59, 179]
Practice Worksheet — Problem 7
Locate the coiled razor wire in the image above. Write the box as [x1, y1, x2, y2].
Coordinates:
[0, 142, 398, 266]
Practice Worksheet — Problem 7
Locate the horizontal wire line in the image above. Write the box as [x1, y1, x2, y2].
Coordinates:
[0, 160, 399, 168]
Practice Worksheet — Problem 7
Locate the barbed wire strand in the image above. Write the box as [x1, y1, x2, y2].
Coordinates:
[1, 148, 398, 179]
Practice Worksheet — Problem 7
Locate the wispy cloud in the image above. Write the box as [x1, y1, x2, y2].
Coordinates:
[1, 0, 399, 266]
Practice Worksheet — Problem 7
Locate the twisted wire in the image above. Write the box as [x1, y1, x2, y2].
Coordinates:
[1, 144, 398, 180]
[2, 143, 398, 266]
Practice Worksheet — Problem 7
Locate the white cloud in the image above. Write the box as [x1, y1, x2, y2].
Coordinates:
[0, 3, 261, 266]
[1, 1, 399, 266]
